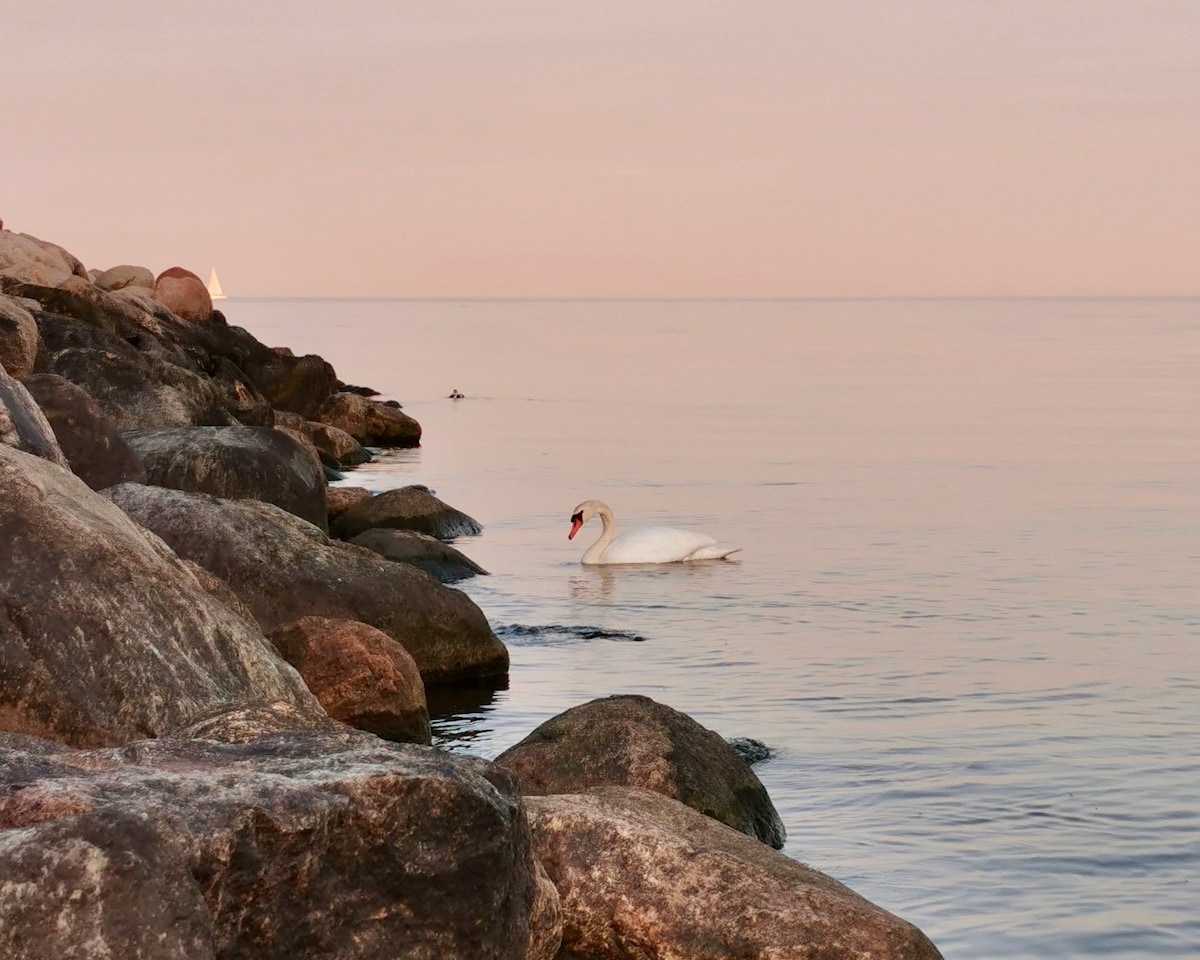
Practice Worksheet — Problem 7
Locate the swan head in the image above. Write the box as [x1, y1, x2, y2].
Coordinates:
[568, 499, 608, 539]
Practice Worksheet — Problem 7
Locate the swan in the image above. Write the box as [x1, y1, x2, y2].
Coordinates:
[568, 499, 742, 565]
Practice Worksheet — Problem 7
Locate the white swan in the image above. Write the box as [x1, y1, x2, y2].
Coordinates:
[568, 499, 742, 565]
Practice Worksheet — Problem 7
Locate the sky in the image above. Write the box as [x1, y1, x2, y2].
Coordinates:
[4, 2, 1199, 297]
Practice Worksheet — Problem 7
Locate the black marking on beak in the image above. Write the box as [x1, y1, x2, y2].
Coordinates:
[570, 511, 583, 523]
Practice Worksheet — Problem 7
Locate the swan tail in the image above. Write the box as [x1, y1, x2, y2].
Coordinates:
[689, 544, 742, 561]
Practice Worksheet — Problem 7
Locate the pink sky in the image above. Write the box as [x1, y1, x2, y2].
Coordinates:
[5, 2, 1198, 297]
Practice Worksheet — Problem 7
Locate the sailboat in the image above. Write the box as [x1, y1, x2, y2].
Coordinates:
[207, 268, 227, 300]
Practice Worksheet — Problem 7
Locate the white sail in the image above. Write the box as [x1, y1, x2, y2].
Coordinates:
[207, 268, 226, 300]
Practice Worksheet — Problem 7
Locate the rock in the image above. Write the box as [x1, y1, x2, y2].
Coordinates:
[351, 527, 489, 583]
[182, 558, 261, 628]
[496, 695, 785, 848]
[728, 736, 774, 765]
[21, 373, 146, 490]
[93, 263, 155, 292]
[0, 445, 325, 747]
[327, 484, 372, 520]
[0, 810, 216, 960]
[153, 266, 212, 321]
[0, 733, 561, 960]
[268, 616, 430, 744]
[168, 699, 340, 742]
[104, 483, 510, 686]
[47, 345, 238, 428]
[339, 381, 381, 396]
[315, 391, 421, 447]
[0, 230, 85, 287]
[309, 420, 371, 466]
[0, 293, 39, 377]
[122, 425, 328, 531]
[526, 787, 942, 960]
[332, 484, 483, 541]
[0, 365, 67, 466]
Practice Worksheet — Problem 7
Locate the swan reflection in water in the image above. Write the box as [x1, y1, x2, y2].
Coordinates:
[569, 567, 617, 600]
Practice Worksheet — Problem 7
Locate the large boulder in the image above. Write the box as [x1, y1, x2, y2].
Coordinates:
[21, 373, 146, 490]
[0, 365, 66, 466]
[0, 445, 326, 748]
[332, 484, 483, 540]
[351, 527, 489, 582]
[122, 425, 328, 531]
[496, 695, 785, 848]
[0, 230, 86, 287]
[327, 484, 372, 521]
[93, 263, 155, 293]
[153, 266, 212, 321]
[0, 733, 561, 960]
[527, 787, 942, 960]
[105, 483, 510, 686]
[314, 392, 422, 447]
[0, 293, 39, 377]
[268, 616, 430, 744]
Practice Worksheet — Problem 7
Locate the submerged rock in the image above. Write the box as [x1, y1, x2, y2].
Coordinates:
[496, 694, 785, 848]
[0, 733, 561, 960]
[350, 527, 489, 582]
[526, 787, 942, 960]
[0, 446, 324, 748]
[332, 484, 483, 541]
[105, 483, 510, 686]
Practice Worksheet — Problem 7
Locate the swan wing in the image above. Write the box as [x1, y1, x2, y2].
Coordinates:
[603, 526, 726, 564]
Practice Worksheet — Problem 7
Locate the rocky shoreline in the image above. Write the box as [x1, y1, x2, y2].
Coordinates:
[0, 225, 942, 959]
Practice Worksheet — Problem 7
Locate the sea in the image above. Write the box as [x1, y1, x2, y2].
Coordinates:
[233, 297, 1200, 960]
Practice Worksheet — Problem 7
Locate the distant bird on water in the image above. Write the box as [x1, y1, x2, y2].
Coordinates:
[448, 388, 465, 399]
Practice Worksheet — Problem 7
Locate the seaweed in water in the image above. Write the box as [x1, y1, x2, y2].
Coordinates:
[494, 623, 648, 644]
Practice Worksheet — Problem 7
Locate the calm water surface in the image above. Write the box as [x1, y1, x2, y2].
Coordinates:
[236, 298, 1200, 960]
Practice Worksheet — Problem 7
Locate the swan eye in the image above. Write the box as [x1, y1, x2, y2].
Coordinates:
[570, 512, 583, 523]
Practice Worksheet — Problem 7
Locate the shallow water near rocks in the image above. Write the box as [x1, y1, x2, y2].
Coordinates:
[236, 297, 1200, 959]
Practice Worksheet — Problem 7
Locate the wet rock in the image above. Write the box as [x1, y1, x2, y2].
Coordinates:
[496, 694, 785, 848]
[0, 733, 561, 960]
[105, 483, 510, 686]
[0, 293, 39, 377]
[728, 736, 774, 765]
[21, 373, 146, 490]
[309, 420, 371, 466]
[0, 446, 324, 748]
[332, 484, 482, 541]
[351, 527, 489, 582]
[153, 266, 212, 321]
[327, 484, 372, 521]
[526, 787, 942, 960]
[122, 425, 328, 531]
[0, 365, 66, 465]
[268, 616, 430, 744]
[315, 391, 421, 447]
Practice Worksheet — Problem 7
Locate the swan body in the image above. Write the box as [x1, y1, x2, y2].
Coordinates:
[568, 499, 742, 565]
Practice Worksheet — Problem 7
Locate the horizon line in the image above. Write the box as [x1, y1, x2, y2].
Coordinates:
[221, 293, 1200, 303]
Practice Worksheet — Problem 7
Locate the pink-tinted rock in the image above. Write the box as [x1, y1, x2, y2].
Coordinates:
[269, 616, 430, 744]
[0, 230, 86, 287]
[527, 787, 942, 960]
[0, 366, 67, 466]
[315, 392, 422, 447]
[93, 263, 155, 292]
[332, 484, 482, 540]
[309, 420, 371, 465]
[328, 485, 372, 520]
[154, 266, 212, 321]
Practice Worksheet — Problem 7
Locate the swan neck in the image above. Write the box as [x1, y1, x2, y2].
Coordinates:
[582, 506, 616, 564]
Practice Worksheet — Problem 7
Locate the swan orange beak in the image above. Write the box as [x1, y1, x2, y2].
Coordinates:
[568, 516, 583, 540]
